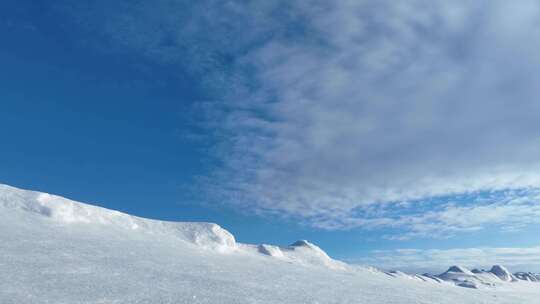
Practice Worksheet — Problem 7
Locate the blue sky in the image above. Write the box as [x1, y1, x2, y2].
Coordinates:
[2, 0, 540, 273]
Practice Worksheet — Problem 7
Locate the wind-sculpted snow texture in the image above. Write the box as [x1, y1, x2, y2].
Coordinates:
[1, 184, 539, 304]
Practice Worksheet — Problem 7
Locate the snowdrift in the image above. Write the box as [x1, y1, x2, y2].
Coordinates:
[0, 184, 345, 267]
[0, 184, 236, 251]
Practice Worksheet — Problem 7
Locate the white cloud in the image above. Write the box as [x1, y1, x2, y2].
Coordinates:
[389, 190, 540, 239]
[64, 0, 540, 234]
[307, 189, 540, 239]
[212, 0, 540, 230]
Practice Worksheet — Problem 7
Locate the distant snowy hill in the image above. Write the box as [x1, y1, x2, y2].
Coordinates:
[427, 265, 519, 289]
[1, 184, 539, 304]
[383, 264, 538, 290]
[515, 272, 540, 282]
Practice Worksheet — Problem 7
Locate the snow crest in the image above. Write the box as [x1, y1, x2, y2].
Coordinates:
[0, 184, 236, 251]
[258, 244, 284, 258]
[489, 265, 517, 282]
[283, 240, 347, 269]
[0, 184, 348, 267]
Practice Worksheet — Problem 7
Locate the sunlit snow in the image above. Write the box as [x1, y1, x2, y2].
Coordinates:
[1, 184, 539, 303]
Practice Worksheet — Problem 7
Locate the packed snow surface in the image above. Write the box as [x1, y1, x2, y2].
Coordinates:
[1, 184, 539, 303]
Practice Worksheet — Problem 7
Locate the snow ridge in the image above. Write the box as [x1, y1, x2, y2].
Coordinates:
[0, 184, 344, 268]
[384, 264, 540, 290]
[0, 184, 236, 251]
[490, 265, 517, 282]
[424, 265, 531, 289]
[514, 272, 540, 282]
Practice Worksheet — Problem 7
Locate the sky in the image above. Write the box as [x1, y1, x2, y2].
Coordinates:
[2, 0, 540, 273]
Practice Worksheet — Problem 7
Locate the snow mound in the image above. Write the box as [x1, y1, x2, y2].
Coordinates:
[434, 265, 529, 289]
[0, 184, 236, 251]
[282, 240, 346, 269]
[437, 266, 488, 289]
[489, 265, 516, 282]
[445, 266, 474, 275]
[258, 244, 284, 258]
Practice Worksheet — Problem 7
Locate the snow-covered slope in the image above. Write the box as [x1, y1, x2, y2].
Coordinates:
[0, 184, 236, 251]
[1, 184, 539, 304]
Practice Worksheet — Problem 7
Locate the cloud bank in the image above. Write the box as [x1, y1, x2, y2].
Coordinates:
[63, 0, 540, 234]
[214, 0, 540, 231]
